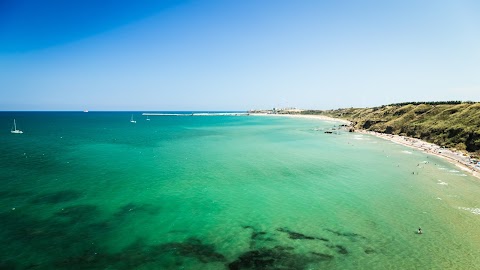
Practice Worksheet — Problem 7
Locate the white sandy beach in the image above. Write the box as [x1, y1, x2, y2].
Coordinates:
[252, 113, 480, 180]
[250, 113, 352, 124]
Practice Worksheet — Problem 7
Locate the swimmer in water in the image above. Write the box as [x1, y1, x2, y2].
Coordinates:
[418, 227, 423, 234]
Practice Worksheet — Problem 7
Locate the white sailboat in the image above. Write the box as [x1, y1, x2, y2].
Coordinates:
[11, 119, 23, 134]
[130, 115, 136, 123]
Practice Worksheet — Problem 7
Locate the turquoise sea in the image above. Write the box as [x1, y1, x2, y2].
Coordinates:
[1, 112, 479, 270]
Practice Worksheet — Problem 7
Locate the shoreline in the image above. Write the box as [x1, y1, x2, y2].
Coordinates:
[357, 130, 480, 180]
[252, 113, 480, 180]
[250, 113, 352, 124]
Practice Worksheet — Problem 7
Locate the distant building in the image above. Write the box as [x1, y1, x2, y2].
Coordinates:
[277, 108, 304, 114]
[248, 107, 304, 114]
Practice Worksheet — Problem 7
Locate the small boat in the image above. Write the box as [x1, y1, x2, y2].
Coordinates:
[130, 115, 136, 123]
[146, 116, 151, 121]
[11, 119, 23, 134]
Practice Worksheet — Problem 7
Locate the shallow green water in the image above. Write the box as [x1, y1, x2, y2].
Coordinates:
[1, 112, 479, 269]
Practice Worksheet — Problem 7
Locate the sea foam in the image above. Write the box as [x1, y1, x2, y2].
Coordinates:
[437, 180, 448, 186]
[458, 207, 480, 215]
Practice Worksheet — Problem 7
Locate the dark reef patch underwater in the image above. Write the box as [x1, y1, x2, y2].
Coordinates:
[0, 200, 371, 270]
[30, 190, 83, 204]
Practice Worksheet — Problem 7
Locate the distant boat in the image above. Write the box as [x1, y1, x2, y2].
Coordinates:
[146, 116, 151, 121]
[11, 119, 23, 134]
[130, 115, 136, 123]
[83, 109, 89, 113]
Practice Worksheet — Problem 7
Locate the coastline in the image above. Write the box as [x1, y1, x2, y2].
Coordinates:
[252, 113, 480, 180]
[357, 130, 480, 180]
[250, 113, 352, 125]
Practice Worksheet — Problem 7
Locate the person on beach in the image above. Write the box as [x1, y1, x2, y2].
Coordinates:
[418, 227, 423, 234]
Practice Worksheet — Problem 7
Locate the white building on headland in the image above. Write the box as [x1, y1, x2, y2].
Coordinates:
[249, 107, 304, 114]
[276, 108, 304, 114]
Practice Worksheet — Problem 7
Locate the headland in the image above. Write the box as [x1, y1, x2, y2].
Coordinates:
[250, 103, 480, 180]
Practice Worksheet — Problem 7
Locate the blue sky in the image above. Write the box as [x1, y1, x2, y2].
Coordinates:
[1, 0, 479, 110]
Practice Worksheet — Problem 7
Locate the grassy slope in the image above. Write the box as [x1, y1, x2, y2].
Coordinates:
[302, 102, 480, 153]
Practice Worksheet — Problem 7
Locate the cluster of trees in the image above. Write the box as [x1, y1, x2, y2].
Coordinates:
[386, 101, 476, 107]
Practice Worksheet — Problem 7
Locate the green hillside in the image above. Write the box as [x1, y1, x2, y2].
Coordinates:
[303, 102, 480, 154]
